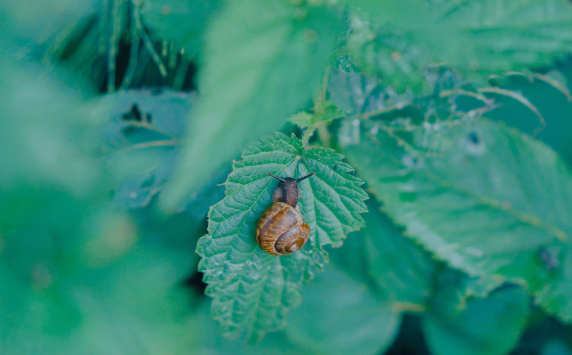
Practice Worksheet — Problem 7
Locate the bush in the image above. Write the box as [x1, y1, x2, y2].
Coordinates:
[2, 0, 572, 354]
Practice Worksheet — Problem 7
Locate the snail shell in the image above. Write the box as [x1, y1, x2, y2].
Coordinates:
[256, 202, 310, 256]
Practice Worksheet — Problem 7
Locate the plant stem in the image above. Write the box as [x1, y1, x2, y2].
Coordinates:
[301, 127, 316, 147]
[316, 123, 331, 148]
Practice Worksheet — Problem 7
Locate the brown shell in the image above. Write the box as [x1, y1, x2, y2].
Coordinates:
[256, 202, 310, 256]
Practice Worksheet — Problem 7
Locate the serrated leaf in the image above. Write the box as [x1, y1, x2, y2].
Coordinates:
[346, 199, 500, 313]
[484, 71, 572, 165]
[163, 0, 344, 208]
[286, 265, 401, 355]
[343, 117, 572, 323]
[197, 133, 367, 340]
[424, 287, 529, 355]
[288, 101, 344, 129]
[347, 0, 572, 92]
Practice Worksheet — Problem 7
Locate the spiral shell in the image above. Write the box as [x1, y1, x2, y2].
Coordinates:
[256, 202, 310, 256]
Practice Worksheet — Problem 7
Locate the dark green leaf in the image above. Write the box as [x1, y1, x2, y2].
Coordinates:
[361, 201, 436, 311]
[424, 287, 529, 355]
[286, 265, 401, 355]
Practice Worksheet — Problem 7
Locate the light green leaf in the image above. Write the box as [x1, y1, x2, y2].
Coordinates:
[286, 265, 401, 355]
[197, 133, 368, 340]
[424, 287, 529, 355]
[0, 56, 194, 355]
[343, 117, 572, 322]
[327, 67, 412, 119]
[163, 0, 344, 208]
[288, 101, 345, 129]
[347, 0, 572, 91]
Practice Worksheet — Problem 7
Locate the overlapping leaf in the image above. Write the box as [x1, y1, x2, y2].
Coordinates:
[197, 133, 367, 340]
[424, 287, 529, 355]
[163, 0, 344, 208]
[286, 265, 400, 355]
[104, 90, 225, 216]
[347, 0, 572, 91]
[360, 201, 436, 311]
[343, 117, 572, 322]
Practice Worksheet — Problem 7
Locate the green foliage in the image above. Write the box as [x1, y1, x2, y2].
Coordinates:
[5, 0, 572, 354]
[286, 265, 400, 355]
[347, 0, 572, 91]
[343, 117, 572, 322]
[0, 57, 193, 354]
[162, 0, 344, 207]
[197, 133, 367, 340]
[424, 287, 530, 355]
[360, 201, 436, 310]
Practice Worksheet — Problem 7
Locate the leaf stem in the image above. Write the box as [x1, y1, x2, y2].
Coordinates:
[119, 1, 141, 91]
[301, 127, 316, 147]
[133, 2, 168, 77]
[316, 123, 331, 148]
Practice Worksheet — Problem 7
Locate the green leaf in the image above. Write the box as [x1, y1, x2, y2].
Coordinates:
[197, 133, 368, 340]
[187, 300, 316, 355]
[0, 57, 195, 355]
[424, 287, 529, 355]
[328, 67, 412, 119]
[286, 265, 401, 355]
[484, 71, 572, 165]
[361, 200, 436, 311]
[288, 101, 345, 129]
[105, 90, 192, 208]
[162, 0, 344, 208]
[343, 117, 572, 322]
[429, 268, 505, 317]
[104, 89, 227, 217]
[141, 0, 222, 58]
[347, 0, 572, 92]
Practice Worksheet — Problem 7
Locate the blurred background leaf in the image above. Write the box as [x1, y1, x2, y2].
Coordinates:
[346, 0, 572, 92]
[162, 0, 344, 208]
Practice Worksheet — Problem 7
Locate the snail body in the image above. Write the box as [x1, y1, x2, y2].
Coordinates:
[256, 172, 315, 256]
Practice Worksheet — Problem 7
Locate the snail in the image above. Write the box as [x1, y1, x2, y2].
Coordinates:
[256, 172, 315, 256]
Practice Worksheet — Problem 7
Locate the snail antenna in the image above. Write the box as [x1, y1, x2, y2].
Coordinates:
[295, 172, 315, 182]
[268, 173, 286, 182]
